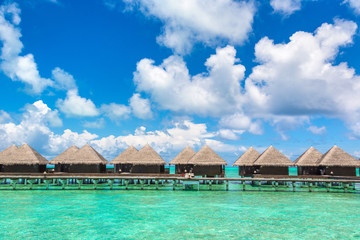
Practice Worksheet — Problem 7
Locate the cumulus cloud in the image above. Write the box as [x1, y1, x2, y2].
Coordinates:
[134, 45, 245, 116]
[83, 118, 105, 129]
[219, 113, 263, 135]
[0, 110, 11, 123]
[124, 0, 256, 54]
[0, 3, 53, 94]
[129, 93, 153, 119]
[245, 19, 360, 136]
[101, 103, 131, 121]
[91, 120, 233, 157]
[307, 125, 327, 135]
[0, 100, 62, 151]
[51, 67, 78, 91]
[270, 0, 302, 15]
[56, 89, 100, 117]
[345, 0, 360, 14]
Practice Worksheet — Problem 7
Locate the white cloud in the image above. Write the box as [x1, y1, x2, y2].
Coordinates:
[307, 125, 327, 135]
[52, 67, 77, 91]
[0, 3, 53, 94]
[0, 100, 62, 151]
[270, 0, 302, 15]
[134, 45, 245, 117]
[345, 0, 360, 14]
[101, 103, 131, 121]
[91, 120, 227, 156]
[48, 129, 98, 155]
[246, 19, 360, 136]
[83, 118, 105, 129]
[124, 0, 256, 54]
[217, 129, 240, 140]
[0, 110, 11, 123]
[219, 113, 263, 135]
[129, 93, 153, 119]
[57, 89, 100, 117]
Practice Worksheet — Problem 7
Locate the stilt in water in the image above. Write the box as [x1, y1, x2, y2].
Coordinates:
[155, 179, 159, 190]
[140, 180, 144, 190]
[173, 180, 176, 190]
[225, 180, 229, 191]
[242, 181, 246, 191]
[209, 180, 212, 191]
[308, 182, 312, 192]
[125, 179, 129, 190]
[93, 179, 99, 190]
[326, 182, 331, 192]
[292, 181, 296, 192]
[108, 179, 114, 190]
[77, 179, 83, 189]
[44, 180, 51, 190]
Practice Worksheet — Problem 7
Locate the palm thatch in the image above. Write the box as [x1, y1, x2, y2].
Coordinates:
[131, 144, 166, 165]
[0, 144, 18, 162]
[49, 145, 79, 164]
[69, 144, 108, 164]
[294, 147, 322, 167]
[0, 143, 48, 165]
[111, 146, 138, 164]
[169, 146, 196, 165]
[187, 145, 227, 166]
[254, 146, 293, 166]
[232, 147, 260, 166]
[319, 145, 360, 167]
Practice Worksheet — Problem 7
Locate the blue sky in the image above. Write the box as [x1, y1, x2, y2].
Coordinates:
[0, 0, 360, 164]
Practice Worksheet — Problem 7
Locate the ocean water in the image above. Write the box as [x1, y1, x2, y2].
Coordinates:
[0, 190, 359, 239]
[1, 167, 360, 239]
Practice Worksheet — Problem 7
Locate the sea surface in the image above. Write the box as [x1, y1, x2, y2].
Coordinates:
[0, 167, 359, 239]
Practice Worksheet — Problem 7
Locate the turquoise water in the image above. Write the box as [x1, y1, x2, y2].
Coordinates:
[0, 190, 359, 239]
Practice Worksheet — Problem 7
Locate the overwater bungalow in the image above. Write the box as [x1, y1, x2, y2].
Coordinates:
[294, 147, 322, 175]
[125, 144, 167, 173]
[111, 145, 138, 173]
[187, 145, 227, 177]
[50, 144, 107, 173]
[169, 146, 196, 174]
[232, 147, 260, 177]
[253, 146, 293, 175]
[0, 144, 48, 172]
[318, 145, 360, 176]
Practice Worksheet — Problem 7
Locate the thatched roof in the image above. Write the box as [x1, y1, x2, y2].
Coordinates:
[254, 146, 293, 166]
[232, 147, 260, 166]
[169, 146, 196, 165]
[69, 144, 108, 165]
[0, 144, 18, 162]
[49, 145, 79, 164]
[131, 144, 166, 165]
[111, 146, 138, 164]
[0, 143, 48, 165]
[319, 145, 360, 167]
[294, 147, 322, 167]
[187, 145, 227, 166]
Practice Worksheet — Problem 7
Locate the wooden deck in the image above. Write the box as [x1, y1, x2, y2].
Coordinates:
[0, 173, 359, 192]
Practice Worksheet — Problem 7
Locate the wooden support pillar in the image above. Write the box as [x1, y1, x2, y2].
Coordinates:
[209, 180, 212, 191]
[155, 179, 159, 190]
[140, 180, 144, 190]
[173, 180, 176, 190]
[242, 181, 246, 191]
[93, 179, 99, 190]
[258, 181, 261, 191]
[125, 180, 129, 190]
[108, 179, 114, 190]
[77, 179, 83, 189]
[10, 179, 18, 190]
[308, 182, 312, 192]
[292, 181, 296, 192]
[225, 180, 229, 191]
[27, 179, 35, 190]
[344, 183, 348, 193]
[326, 182, 331, 192]
[44, 180, 51, 190]
[275, 181, 279, 192]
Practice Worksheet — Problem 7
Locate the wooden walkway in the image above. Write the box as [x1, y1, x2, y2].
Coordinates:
[0, 173, 359, 192]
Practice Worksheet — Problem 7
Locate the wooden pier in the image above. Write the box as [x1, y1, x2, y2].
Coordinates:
[0, 173, 359, 192]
